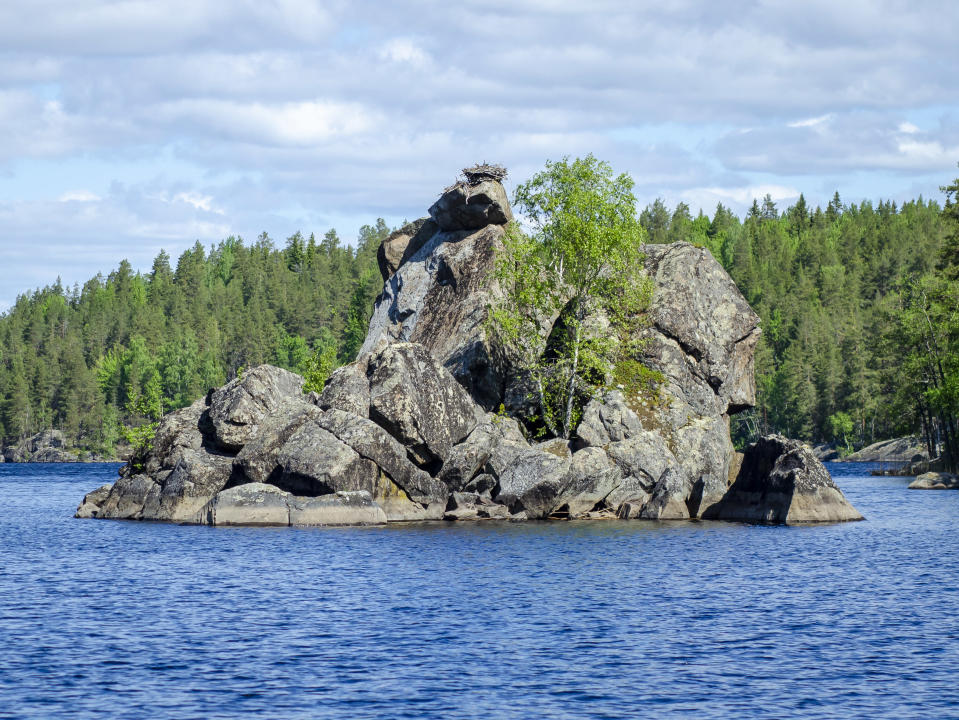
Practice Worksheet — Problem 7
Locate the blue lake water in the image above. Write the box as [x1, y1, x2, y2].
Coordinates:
[1, 462, 958, 719]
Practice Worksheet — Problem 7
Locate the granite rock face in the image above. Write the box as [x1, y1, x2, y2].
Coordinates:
[377, 218, 437, 283]
[843, 436, 929, 464]
[359, 167, 513, 409]
[78, 351, 496, 525]
[206, 365, 305, 451]
[77, 165, 862, 527]
[368, 342, 480, 468]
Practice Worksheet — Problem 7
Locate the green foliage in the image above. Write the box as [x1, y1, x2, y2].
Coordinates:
[490, 155, 650, 438]
[828, 411, 855, 455]
[121, 422, 159, 470]
[613, 359, 666, 404]
[303, 331, 340, 394]
[119, 367, 164, 469]
[880, 268, 959, 471]
[0, 221, 388, 455]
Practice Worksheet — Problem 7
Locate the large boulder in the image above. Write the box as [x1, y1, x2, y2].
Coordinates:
[604, 433, 686, 518]
[206, 365, 305, 451]
[140, 397, 207, 475]
[845, 436, 929, 463]
[315, 359, 371, 418]
[233, 400, 323, 485]
[75, 484, 114, 519]
[438, 414, 530, 491]
[496, 441, 572, 519]
[4, 429, 75, 462]
[643, 242, 761, 414]
[315, 408, 448, 506]
[368, 342, 480, 469]
[274, 422, 379, 497]
[556, 448, 623, 518]
[94, 474, 160, 520]
[140, 447, 235, 522]
[638, 467, 694, 520]
[377, 218, 437, 282]
[703, 435, 864, 524]
[428, 176, 512, 232]
[908, 472, 959, 490]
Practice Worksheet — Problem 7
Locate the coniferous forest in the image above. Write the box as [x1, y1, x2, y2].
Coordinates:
[0, 223, 387, 456]
[1, 179, 957, 467]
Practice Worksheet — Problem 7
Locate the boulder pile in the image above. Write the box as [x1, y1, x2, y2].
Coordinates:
[77, 166, 862, 526]
[4, 430, 76, 463]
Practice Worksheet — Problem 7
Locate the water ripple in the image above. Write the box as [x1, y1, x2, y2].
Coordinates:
[0, 462, 958, 718]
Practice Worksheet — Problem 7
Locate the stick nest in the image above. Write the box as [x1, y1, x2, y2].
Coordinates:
[462, 164, 507, 183]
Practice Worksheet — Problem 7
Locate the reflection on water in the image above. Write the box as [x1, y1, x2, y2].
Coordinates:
[0, 461, 957, 719]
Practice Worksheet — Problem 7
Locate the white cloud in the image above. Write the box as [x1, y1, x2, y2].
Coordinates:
[173, 191, 221, 214]
[380, 39, 429, 65]
[788, 114, 832, 129]
[150, 99, 380, 147]
[58, 190, 100, 202]
[681, 184, 800, 211]
[0, 0, 333, 54]
[714, 112, 959, 174]
[893, 139, 959, 169]
[1, 1, 959, 302]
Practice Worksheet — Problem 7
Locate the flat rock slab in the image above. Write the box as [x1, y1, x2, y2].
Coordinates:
[845, 436, 928, 463]
[203, 483, 387, 526]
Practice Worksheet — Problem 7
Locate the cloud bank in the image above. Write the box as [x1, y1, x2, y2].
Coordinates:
[1, 0, 957, 307]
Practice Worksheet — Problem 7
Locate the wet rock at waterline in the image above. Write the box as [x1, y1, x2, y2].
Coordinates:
[77, 165, 863, 527]
[201, 483, 387, 527]
[702, 435, 864, 524]
[908, 472, 959, 490]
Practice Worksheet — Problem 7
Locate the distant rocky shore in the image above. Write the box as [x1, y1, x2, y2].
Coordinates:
[1, 430, 119, 464]
[811, 436, 929, 464]
[76, 166, 863, 527]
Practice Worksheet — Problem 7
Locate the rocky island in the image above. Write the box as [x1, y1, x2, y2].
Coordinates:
[76, 168, 863, 526]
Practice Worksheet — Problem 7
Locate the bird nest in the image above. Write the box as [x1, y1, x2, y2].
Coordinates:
[441, 164, 508, 195]
[462, 164, 507, 183]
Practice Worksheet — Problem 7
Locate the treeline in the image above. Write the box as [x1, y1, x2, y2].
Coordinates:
[2, 178, 957, 466]
[0, 223, 386, 454]
[640, 182, 958, 468]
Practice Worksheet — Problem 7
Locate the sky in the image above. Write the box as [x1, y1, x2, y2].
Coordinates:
[1, 0, 958, 310]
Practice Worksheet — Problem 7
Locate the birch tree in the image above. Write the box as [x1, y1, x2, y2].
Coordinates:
[490, 155, 650, 439]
